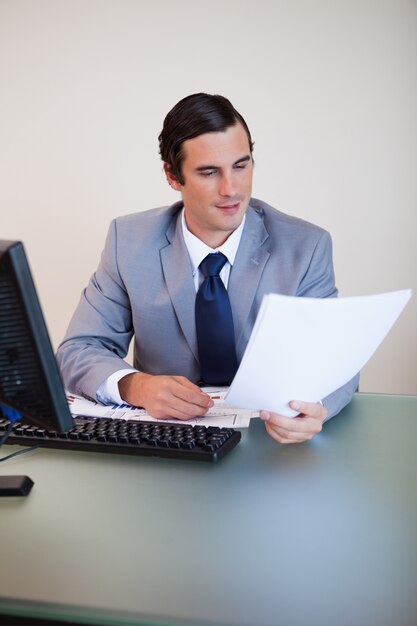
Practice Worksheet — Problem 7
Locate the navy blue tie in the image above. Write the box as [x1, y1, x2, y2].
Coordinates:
[195, 253, 238, 385]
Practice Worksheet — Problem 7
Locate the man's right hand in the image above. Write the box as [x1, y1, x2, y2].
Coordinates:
[118, 372, 214, 420]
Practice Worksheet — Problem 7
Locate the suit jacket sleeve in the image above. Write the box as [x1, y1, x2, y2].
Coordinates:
[56, 218, 136, 400]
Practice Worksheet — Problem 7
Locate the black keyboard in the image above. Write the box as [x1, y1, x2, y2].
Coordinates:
[0, 416, 241, 462]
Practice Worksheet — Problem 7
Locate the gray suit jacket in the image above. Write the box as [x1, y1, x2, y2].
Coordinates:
[57, 198, 359, 418]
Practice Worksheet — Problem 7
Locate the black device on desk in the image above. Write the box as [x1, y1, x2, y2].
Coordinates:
[0, 241, 241, 494]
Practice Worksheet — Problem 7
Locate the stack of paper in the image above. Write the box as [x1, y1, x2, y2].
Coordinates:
[225, 289, 411, 416]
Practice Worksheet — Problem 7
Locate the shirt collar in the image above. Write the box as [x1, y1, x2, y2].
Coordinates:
[181, 209, 246, 275]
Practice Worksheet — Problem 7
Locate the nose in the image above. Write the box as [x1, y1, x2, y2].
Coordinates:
[218, 172, 235, 197]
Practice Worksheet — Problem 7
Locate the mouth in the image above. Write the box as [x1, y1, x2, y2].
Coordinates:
[215, 201, 241, 212]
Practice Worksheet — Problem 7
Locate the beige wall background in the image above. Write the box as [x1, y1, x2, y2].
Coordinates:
[1, 0, 416, 394]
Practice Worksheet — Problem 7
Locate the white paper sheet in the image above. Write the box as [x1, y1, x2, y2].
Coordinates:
[67, 387, 253, 428]
[225, 289, 412, 417]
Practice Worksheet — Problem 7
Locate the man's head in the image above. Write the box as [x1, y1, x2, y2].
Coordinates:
[159, 93, 254, 186]
[159, 94, 254, 248]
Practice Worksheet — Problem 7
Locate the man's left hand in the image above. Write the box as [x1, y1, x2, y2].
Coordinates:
[259, 400, 327, 444]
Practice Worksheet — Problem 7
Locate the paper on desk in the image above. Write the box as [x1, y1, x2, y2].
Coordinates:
[225, 289, 412, 417]
[67, 387, 253, 428]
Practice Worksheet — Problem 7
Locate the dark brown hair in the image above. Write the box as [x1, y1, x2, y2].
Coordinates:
[158, 93, 254, 185]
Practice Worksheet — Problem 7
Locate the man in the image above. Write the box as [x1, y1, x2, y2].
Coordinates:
[57, 93, 359, 444]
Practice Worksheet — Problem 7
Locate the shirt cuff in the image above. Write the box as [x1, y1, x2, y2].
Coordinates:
[97, 368, 138, 405]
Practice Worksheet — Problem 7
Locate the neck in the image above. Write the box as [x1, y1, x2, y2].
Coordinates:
[183, 217, 236, 249]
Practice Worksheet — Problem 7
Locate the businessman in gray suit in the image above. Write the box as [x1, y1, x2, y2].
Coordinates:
[57, 93, 359, 444]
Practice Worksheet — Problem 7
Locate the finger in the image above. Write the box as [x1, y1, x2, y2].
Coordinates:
[289, 400, 327, 420]
[153, 404, 206, 421]
[149, 399, 208, 420]
[148, 381, 212, 420]
[261, 403, 326, 431]
[264, 421, 315, 444]
[260, 409, 324, 444]
[260, 411, 309, 434]
[171, 377, 214, 409]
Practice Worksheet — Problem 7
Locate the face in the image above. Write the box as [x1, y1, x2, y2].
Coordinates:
[165, 123, 253, 248]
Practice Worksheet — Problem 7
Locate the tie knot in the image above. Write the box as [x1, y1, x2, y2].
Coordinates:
[199, 253, 227, 278]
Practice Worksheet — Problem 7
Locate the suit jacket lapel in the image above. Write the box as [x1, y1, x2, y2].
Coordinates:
[228, 206, 270, 351]
[160, 211, 199, 360]
[160, 203, 270, 364]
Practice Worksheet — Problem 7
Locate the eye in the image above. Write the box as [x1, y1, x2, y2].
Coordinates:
[233, 161, 249, 170]
[200, 169, 217, 177]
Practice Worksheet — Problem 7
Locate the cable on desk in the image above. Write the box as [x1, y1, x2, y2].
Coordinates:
[0, 444, 41, 463]
[0, 411, 41, 463]
[0, 421, 14, 447]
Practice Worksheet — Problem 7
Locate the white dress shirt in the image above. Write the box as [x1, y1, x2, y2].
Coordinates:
[97, 209, 245, 404]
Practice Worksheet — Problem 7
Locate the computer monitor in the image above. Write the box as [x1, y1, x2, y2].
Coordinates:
[0, 240, 73, 434]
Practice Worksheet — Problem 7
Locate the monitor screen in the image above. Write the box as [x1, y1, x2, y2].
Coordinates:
[0, 240, 73, 432]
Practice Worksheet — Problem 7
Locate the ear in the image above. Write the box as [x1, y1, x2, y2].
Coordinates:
[164, 163, 182, 191]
